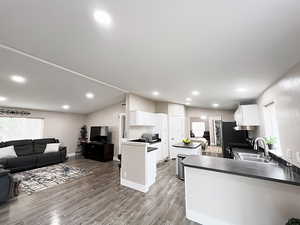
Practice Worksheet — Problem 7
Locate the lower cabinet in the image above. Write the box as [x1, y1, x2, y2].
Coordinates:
[146, 150, 157, 186]
[149, 142, 162, 163]
[170, 146, 202, 159]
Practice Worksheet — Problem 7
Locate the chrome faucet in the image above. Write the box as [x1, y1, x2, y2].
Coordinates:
[254, 137, 269, 158]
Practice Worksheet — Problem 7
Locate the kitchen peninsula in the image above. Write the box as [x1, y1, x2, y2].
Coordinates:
[183, 155, 300, 225]
[120, 141, 158, 193]
[170, 142, 202, 159]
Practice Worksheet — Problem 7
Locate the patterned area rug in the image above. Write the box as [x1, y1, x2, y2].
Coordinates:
[16, 164, 92, 195]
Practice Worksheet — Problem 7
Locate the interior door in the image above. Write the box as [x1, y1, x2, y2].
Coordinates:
[169, 116, 185, 147]
[161, 115, 169, 159]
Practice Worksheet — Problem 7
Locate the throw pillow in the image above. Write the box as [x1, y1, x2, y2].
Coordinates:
[0, 146, 17, 158]
[44, 143, 60, 153]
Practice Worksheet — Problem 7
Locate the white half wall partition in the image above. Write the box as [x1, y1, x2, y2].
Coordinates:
[185, 167, 300, 225]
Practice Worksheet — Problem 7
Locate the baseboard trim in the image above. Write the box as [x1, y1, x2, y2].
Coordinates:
[120, 178, 149, 193]
[186, 209, 230, 225]
[68, 153, 76, 157]
[67, 152, 76, 160]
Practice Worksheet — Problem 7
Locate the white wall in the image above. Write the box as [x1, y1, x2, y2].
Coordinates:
[85, 102, 125, 157]
[155, 102, 169, 114]
[186, 107, 235, 137]
[0, 108, 86, 155]
[186, 107, 235, 122]
[168, 103, 186, 116]
[257, 62, 300, 167]
[128, 94, 156, 112]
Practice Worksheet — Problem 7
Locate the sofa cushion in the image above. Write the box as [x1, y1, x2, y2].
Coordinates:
[0, 146, 17, 158]
[36, 152, 61, 167]
[0, 158, 7, 168]
[0, 171, 10, 203]
[33, 138, 58, 154]
[7, 155, 37, 172]
[44, 143, 60, 153]
[59, 147, 67, 162]
[5, 140, 34, 157]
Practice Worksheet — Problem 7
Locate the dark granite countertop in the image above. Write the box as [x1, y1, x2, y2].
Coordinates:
[172, 142, 201, 149]
[148, 140, 161, 145]
[147, 147, 158, 152]
[183, 155, 300, 186]
[130, 139, 161, 144]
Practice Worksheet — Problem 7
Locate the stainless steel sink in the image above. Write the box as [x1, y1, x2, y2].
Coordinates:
[236, 152, 278, 165]
[240, 156, 268, 163]
[237, 153, 262, 158]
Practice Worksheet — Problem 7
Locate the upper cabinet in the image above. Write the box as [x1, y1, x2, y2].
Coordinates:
[234, 104, 260, 126]
[129, 111, 156, 126]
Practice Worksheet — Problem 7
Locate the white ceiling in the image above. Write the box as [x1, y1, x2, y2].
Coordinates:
[1, 0, 300, 110]
[0, 47, 125, 114]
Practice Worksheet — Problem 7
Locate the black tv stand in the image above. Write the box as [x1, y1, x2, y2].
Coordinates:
[82, 142, 114, 162]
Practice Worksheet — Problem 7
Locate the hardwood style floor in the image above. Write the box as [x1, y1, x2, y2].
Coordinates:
[0, 159, 200, 225]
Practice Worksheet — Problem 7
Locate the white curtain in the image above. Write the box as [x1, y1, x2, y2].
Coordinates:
[0, 117, 44, 142]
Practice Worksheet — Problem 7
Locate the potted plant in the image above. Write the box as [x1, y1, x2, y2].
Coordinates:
[78, 125, 88, 146]
[264, 136, 277, 150]
[286, 218, 300, 225]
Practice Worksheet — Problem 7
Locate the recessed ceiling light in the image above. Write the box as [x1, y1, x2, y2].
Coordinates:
[0, 96, 7, 101]
[236, 88, 247, 92]
[11, 75, 26, 83]
[86, 92, 95, 99]
[62, 105, 70, 110]
[192, 91, 200, 96]
[185, 102, 191, 105]
[94, 10, 112, 28]
[212, 103, 219, 108]
[152, 91, 160, 96]
[186, 97, 192, 102]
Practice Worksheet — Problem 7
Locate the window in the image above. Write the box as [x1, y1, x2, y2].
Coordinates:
[0, 117, 44, 142]
[263, 102, 281, 151]
[191, 121, 205, 138]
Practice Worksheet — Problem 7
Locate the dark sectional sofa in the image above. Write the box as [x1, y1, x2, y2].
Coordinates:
[0, 138, 67, 173]
[0, 167, 11, 204]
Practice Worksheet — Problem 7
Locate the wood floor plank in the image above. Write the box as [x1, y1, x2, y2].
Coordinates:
[0, 159, 200, 225]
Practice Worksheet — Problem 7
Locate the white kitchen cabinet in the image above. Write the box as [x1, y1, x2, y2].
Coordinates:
[234, 104, 260, 126]
[150, 142, 162, 164]
[146, 148, 157, 186]
[169, 116, 186, 159]
[129, 111, 155, 126]
[153, 113, 169, 162]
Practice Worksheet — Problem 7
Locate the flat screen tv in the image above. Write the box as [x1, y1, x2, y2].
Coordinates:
[90, 126, 109, 143]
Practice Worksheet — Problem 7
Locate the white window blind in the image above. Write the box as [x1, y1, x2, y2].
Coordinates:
[191, 122, 205, 138]
[0, 117, 44, 142]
